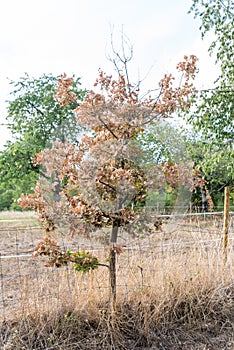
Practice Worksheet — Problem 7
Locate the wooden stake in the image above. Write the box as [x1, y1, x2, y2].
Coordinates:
[109, 224, 119, 311]
[222, 186, 230, 265]
[109, 248, 117, 310]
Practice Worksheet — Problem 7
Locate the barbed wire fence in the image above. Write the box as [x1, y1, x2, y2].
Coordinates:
[0, 209, 234, 322]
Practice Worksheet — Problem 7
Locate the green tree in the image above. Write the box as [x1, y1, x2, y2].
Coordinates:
[185, 0, 234, 198]
[0, 73, 86, 210]
[137, 121, 234, 210]
[183, 132, 234, 208]
[188, 0, 234, 144]
[136, 121, 194, 209]
[136, 121, 190, 164]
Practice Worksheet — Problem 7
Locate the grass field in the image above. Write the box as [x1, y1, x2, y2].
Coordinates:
[0, 211, 234, 349]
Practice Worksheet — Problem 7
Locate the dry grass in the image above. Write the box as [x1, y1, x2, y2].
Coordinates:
[0, 210, 36, 221]
[0, 215, 234, 349]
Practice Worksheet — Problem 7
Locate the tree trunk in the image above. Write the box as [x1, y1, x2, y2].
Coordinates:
[53, 171, 62, 202]
[200, 187, 208, 212]
[108, 159, 125, 309]
[222, 186, 230, 265]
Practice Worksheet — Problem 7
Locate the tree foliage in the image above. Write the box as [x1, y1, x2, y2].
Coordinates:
[188, 0, 234, 139]
[19, 55, 199, 233]
[7, 73, 85, 142]
[186, 0, 234, 188]
[0, 73, 86, 209]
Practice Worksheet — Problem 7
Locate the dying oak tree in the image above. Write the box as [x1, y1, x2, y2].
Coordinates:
[20, 51, 198, 305]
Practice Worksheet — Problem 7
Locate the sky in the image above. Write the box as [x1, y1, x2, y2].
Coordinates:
[0, 0, 219, 150]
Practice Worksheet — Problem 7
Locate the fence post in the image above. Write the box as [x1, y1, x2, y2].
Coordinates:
[0, 253, 6, 321]
[222, 186, 230, 265]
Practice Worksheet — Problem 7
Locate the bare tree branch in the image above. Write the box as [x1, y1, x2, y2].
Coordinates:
[98, 114, 119, 139]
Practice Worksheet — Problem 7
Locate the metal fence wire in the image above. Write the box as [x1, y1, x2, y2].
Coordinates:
[0, 210, 234, 322]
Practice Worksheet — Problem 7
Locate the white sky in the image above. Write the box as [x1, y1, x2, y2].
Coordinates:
[0, 0, 219, 150]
